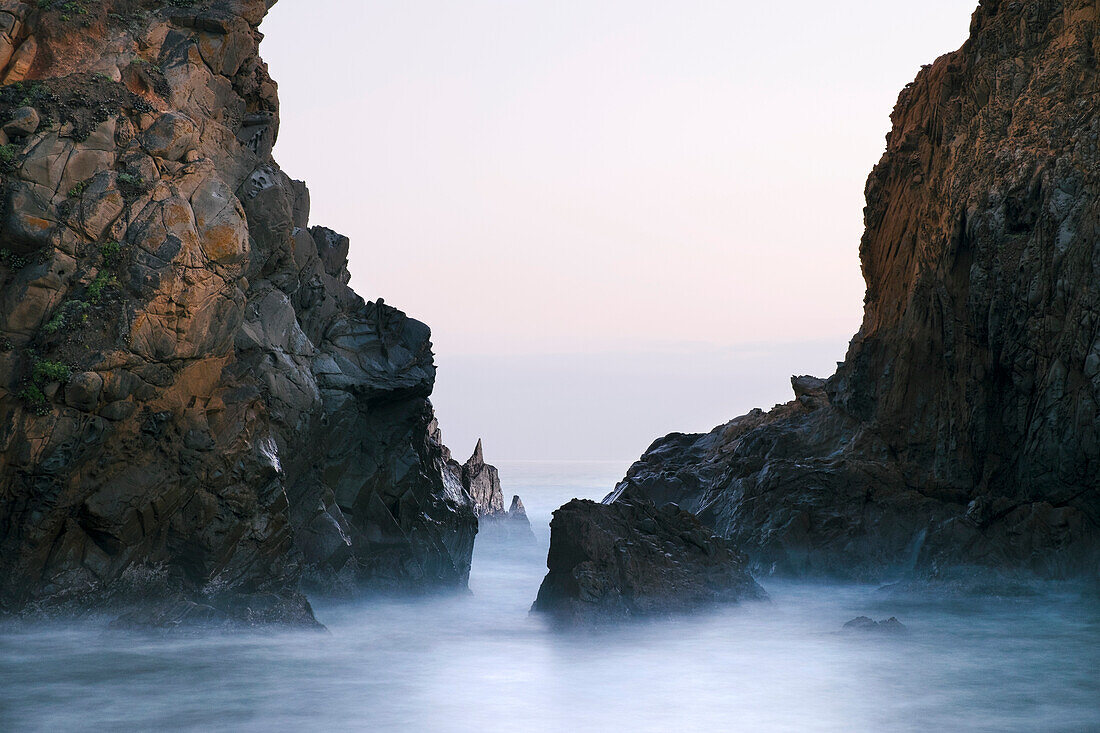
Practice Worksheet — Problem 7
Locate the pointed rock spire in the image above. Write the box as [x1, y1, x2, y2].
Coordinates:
[469, 438, 484, 467]
[462, 439, 504, 516]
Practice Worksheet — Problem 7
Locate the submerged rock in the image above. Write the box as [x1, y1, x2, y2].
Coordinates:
[841, 616, 908, 635]
[606, 1, 1100, 584]
[532, 498, 767, 625]
[0, 0, 476, 625]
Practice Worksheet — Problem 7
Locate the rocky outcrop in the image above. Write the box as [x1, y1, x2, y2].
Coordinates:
[482, 493, 537, 543]
[610, 1, 1100, 583]
[460, 439, 505, 517]
[441, 436, 535, 542]
[841, 616, 907, 635]
[532, 498, 766, 625]
[0, 0, 476, 624]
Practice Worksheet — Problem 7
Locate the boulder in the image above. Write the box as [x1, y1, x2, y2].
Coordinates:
[64, 371, 103, 412]
[2, 106, 38, 137]
[532, 498, 767, 625]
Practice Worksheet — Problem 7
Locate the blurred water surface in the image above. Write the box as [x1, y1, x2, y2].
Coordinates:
[1, 460, 1097, 732]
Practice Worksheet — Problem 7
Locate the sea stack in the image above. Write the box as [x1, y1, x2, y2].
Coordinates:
[446, 438, 535, 542]
[532, 497, 767, 625]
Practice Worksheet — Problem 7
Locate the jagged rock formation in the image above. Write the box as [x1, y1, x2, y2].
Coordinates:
[609, 0, 1100, 583]
[507, 494, 531, 525]
[483, 492, 537, 543]
[440, 435, 535, 541]
[532, 497, 766, 625]
[460, 439, 505, 517]
[0, 0, 476, 624]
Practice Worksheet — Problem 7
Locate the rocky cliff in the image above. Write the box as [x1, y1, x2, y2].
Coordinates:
[0, 0, 476, 624]
[609, 0, 1100, 583]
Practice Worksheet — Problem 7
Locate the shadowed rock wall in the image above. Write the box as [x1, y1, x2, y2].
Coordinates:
[0, 0, 475, 624]
[611, 0, 1100, 583]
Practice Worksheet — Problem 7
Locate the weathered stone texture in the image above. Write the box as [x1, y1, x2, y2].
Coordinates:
[532, 498, 766, 625]
[0, 0, 475, 624]
[610, 0, 1100, 583]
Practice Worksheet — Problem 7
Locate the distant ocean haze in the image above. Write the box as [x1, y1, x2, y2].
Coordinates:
[430, 340, 850, 460]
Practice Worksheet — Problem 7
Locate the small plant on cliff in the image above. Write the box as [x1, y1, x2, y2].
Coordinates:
[0, 144, 18, 172]
[0, 337, 12, 352]
[32, 359, 72, 385]
[86, 271, 118, 304]
[17, 356, 72, 414]
[36, 0, 51, 9]
[58, 0, 87, 18]
[42, 309, 66, 335]
[18, 384, 49, 415]
[117, 171, 144, 192]
[42, 300, 89, 334]
[68, 179, 89, 198]
[100, 241, 121, 266]
[15, 83, 45, 107]
[0, 248, 27, 269]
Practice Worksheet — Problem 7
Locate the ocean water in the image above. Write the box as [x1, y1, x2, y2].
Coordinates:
[1, 460, 1097, 733]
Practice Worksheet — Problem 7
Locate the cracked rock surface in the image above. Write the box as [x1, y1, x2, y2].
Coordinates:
[608, 0, 1100, 584]
[0, 0, 476, 625]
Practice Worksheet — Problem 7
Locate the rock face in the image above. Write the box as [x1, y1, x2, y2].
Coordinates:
[532, 498, 767, 624]
[460, 439, 505, 517]
[610, 1, 1100, 583]
[442, 436, 535, 541]
[0, 0, 476, 623]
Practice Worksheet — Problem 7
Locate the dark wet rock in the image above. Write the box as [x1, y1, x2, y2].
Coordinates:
[841, 616, 907, 635]
[108, 593, 322, 632]
[532, 498, 767, 625]
[0, 0, 476, 626]
[607, 1, 1100, 584]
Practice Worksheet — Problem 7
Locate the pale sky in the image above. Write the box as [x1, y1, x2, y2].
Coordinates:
[262, 1, 977, 460]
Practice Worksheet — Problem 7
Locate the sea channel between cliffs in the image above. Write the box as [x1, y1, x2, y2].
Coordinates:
[1, 461, 1097, 732]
